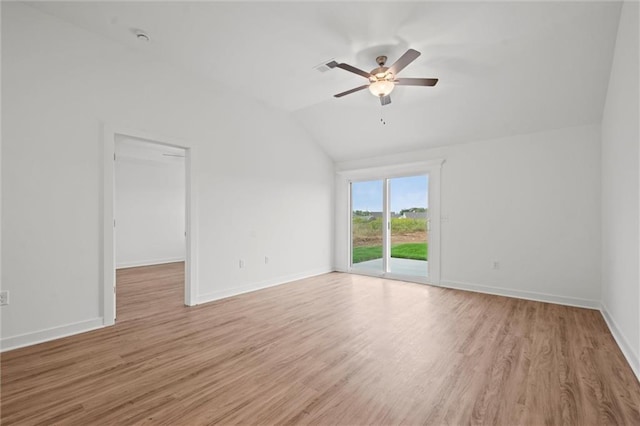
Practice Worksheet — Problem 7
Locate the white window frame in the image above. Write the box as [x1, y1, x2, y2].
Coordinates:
[339, 159, 444, 285]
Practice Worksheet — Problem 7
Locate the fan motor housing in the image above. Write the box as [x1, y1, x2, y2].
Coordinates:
[370, 66, 392, 81]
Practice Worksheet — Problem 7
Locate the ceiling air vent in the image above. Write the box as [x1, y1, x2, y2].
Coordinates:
[313, 59, 337, 73]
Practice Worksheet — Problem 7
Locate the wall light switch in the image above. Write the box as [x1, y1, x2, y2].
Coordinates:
[0, 291, 9, 306]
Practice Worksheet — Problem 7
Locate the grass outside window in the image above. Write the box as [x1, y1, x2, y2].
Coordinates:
[352, 243, 428, 263]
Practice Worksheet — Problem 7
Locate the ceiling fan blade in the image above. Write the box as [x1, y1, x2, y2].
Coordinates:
[335, 63, 373, 79]
[334, 84, 369, 98]
[388, 49, 421, 76]
[395, 78, 438, 87]
[380, 95, 391, 106]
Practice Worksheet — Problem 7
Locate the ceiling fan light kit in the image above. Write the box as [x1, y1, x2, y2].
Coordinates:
[328, 49, 438, 106]
[369, 80, 395, 97]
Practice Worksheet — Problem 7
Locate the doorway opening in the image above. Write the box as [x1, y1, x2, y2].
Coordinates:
[103, 127, 196, 326]
[350, 175, 429, 280]
[113, 136, 187, 322]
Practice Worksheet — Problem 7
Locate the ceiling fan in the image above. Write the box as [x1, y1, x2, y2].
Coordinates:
[327, 48, 438, 106]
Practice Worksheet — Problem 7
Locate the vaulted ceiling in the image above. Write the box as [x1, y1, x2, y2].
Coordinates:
[28, 1, 622, 161]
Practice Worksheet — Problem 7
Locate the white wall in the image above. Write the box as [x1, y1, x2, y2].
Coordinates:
[1, 3, 334, 349]
[336, 124, 602, 307]
[601, 1, 639, 378]
[115, 139, 185, 269]
[0, 2, 3, 340]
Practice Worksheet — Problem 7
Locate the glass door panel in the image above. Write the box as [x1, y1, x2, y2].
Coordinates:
[388, 175, 429, 277]
[351, 180, 384, 273]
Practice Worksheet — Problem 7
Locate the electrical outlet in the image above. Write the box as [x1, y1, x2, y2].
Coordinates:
[0, 290, 9, 306]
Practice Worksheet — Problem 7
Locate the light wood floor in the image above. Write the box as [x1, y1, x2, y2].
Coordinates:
[2, 263, 639, 425]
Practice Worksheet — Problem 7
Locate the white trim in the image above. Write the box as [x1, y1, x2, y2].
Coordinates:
[197, 267, 333, 305]
[427, 165, 442, 284]
[116, 257, 186, 269]
[337, 159, 445, 180]
[103, 124, 116, 325]
[1, 318, 104, 352]
[347, 182, 353, 275]
[103, 124, 199, 327]
[184, 146, 198, 306]
[383, 179, 390, 273]
[440, 279, 601, 310]
[601, 304, 640, 381]
[115, 154, 185, 166]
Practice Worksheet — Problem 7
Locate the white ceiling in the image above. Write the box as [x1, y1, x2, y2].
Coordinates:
[28, 1, 622, 162]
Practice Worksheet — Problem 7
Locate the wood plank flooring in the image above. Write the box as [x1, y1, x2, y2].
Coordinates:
[2, 263, 639, 425]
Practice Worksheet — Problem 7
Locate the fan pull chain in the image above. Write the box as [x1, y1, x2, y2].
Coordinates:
[380, 104, 386, 125]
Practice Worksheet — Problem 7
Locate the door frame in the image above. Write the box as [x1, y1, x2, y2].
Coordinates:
[102, 124, 198, 326]
[340, 159, 444, 285]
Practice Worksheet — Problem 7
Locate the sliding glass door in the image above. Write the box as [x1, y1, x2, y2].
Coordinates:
[351, 180, 385, 274]
[350, 175, 429, 279]
[388, 176, 428, 277]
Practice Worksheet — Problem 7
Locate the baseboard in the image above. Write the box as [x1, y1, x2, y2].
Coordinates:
[116, 257, 185, 269]
[197, 266, 334, 305]
[600, 304, 640, 381]
[440, 279, 601, 310]
[336, 272, 600, 309]
[1, 317, 105, 352]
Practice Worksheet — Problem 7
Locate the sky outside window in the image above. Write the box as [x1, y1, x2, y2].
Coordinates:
[352, 176, 428, 213]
